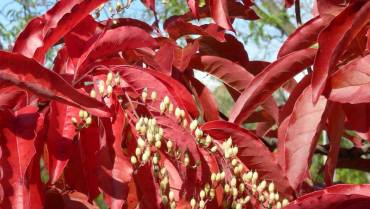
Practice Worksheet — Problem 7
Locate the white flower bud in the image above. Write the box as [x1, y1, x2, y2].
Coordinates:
[195, 128, 203, 138]
[252, 171, 259, 184]
[211, 173, 217, 182]
[135, 147, 141, 157]
[152, 155, 159, 164]
[182, 118, 188, 128]
[160, 102, 166, 114]
[168, 191, 174, 201]
[79, 110, 84, 119]
[98, 80, 105, 95]
[276, 201, 282, 209]
[216, 172, 221, 182]
[170, 201, 176, 209]
[83, 111, 88, 120]
[235, 203, 242, 209]
[243, 171, 253, 183]
[180, 109, 185, 118]
[168, 103, 174, 113]
[224, 183, 230, 194]
[239, 183, 245, 192]
[155, 140, 161, 149]
[210, 145, 218, 153]
[199, 200, 205, 209]
[106, 71, 113, 84]
[90, 89, 96, 98]
[231, 159, 238, 167]
[130, 156, 137, 165]
[232, 146, 238, 156]
[226, 137, 233, 147]
[269, 192, 275, 203]
[184, 154, 190, 166]
[142, 151, 150, 163]
[244, 196, 250, 204]
[190, 120, 198, 131]
[160, 167, 167, 176]
[220, 171, 225, 180]
[107, 85, 113, 95]
[257, 180, 267, 193]
[114, 73, 120, 85]
[190, 198, 196, 209]
[282, 199, 289, 207]
[209, 188, 215, 199]
[232, 187, 238, 198]
[268, 182, 275, 193]
[258, 195, 265, 203]
[175, 107, 181, 119]
[200, 190, 205, 199]
[230, 177, 237, 187]
[163, 96, 170, 106]
[85, 116, 92, 125]
[151, 91, 157, 101]
[205, 135, 212, 145]
[71, 116, 78, 125]
[137, 137, 145, 148]
[167, 140, 173, 150]
[274, 193, 280, 201]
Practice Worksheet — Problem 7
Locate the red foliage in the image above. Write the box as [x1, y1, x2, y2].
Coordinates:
[0, 0, 369, 208]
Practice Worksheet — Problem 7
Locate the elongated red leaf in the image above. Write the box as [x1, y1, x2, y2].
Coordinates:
[187, 0, 200, 17]
[47, 102, 78, 184]
[317, 0, 347, 16]
[229, 48, 317, 124]
[190, 55, 254, 92]
[311, 1, 370, 103]
[165, 17, 225, 42]
[154, 42, 174, 75]
[0, 106, 44, 209]
[284, 184, 370, 209]
[76, 26, 157, 79]
[324, 103, 344, 186]
[328, 55, 370, 103]
[173, 40, 199, 72]
[0, 51, 110, 117]
[13, 0, 107, 62]
[278, 15, 331, 57]
[277, 86, 328, 190]
[201, 121, 295, 197]
[98, 108, 134, 209]
[199, 34, 249, 68]
[209, 0, 232, 30]
[0, 86, 27, 110]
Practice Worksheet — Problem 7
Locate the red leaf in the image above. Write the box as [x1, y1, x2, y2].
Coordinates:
[328, 55, 370, 103]
[64, 119, 101, 200]
[317, 0, 347, 16]
[173, 40, 199, 72]
[279, 73, 311, 123]
[0, 86, 27, 110]
[201, 121, 295, 197]
[0, 51, 111, 117]
[165, 17, 225, 42]
[284, 184, 370, 209]
[229, 48, 317, 124]
[199, 34, 249, 68]
[46, 102, 78, 183]
[189, 77, 220, 121]
[277, 86, 328, 190]
[0, 106, 44, 209]
[285, 0, 295, 8]
[278, 15, 332, 57]
[98, 113, 134, 209]
[187, 0, 200, 17]
[209, 0, 232, 30]
[148, 70, 199, 118]
[134, 164, 161, 209]
[324, 103, 344, 186]
[63, 191, 100, 209]
[13, 0, 107, 62]
[311, 1, 370, 103]
[144, 0, 155, 11]
[190, 55, 254, 92]
[76, 26, 157, 79]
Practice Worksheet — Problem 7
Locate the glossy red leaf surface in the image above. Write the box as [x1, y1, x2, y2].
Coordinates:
[324, 103, 345, 186]
[13, 0, 107, 62]
[329, 55, 370, 103]
[278, 15, 331, 57]
[201, 121, 295, 197]
[277, 86, 328, 190]
[0, 51, 110, 117]
[229, 48, 317, 124]
[311, 1, 370, 103]
[187, 0, 200, 17]
[284, 184, 370, 209]
[0, 106, 44, 209]
[209, 0, 232, 30]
